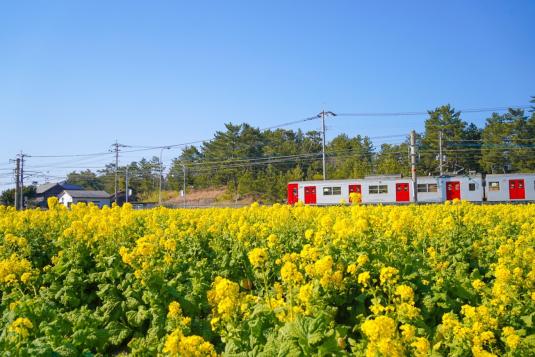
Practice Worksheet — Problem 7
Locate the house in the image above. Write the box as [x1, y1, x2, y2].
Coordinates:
[109, 190, 137, 206]
[58, 190, 111, 208]
[35, 182, 84, 208]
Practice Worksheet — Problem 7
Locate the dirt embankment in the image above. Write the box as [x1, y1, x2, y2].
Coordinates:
[165, 188, 254, 207]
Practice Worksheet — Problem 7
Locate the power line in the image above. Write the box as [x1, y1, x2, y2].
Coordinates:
[336, 105, 532, 117]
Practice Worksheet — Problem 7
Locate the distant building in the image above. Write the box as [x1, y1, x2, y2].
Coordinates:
[109, 190, 136, 206]
[58, 190, 111, 208]
[35, 182, 83, 208]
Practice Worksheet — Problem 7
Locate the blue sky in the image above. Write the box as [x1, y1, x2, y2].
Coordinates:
[0, 0, 534, 187]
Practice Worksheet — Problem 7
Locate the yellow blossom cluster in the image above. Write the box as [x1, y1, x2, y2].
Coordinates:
[163, 329, 216, 356]
[8, 317, 33, 339]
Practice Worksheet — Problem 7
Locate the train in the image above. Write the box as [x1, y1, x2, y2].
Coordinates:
[287, 173, 535, 205]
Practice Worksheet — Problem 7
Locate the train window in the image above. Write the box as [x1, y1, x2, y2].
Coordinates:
[323, 187, 341, 196]
[370, 185, 388, 194]
[469, 183, 476, 191]
[489, 182, 500, 191]
[417, 184, 438, 193]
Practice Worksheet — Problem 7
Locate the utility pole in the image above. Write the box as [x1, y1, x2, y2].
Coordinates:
[125, 165, 129, 203]
[14, 158, 20, 210]
[159, 147, 171, 206]
[317, 110, 336, 180]
[19, 152, 25, 210]
[181, 162, 187, 208]
[111, 141, 127, 204]
[438, 130, 444, 176]
[410, 130, 418, 203]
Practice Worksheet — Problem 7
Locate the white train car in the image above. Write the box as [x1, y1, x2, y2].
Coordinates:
[288, 175, 415, 205]
[416, 176, 443, 203]
[359, 175, 412, 204]
[485, 173, 535, 202]
[443, 174, 484, 202]
[287, 179, 363, 205]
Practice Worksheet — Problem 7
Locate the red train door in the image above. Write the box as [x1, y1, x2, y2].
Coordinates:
[349, 184, 361, 202]
[509, 179, 525, 200]
[395, 183, 410, 202]
[287, 183, 299, 204]
[446, 181, 461, 200]
[304, 186, 317, 204]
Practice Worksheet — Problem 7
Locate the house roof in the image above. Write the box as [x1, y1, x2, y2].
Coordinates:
[61, 190, 110, 199]
[36, 182, 83, 194]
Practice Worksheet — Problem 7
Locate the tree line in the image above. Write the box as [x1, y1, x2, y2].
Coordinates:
[1, 102, 534, 206]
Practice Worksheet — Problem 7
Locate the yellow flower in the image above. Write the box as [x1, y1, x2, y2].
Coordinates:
[347, 264, 357, 275]
[395, 284, 414, 302]
[168, 301, 182, 319]
[400, 324, 416, 340]
[163, 329, 216, 356]
[248, 247, 268, 268]
[8, 317, 33, 338]
[280, 262, 303, 285]
[361, 316, 396, 341]
[20, 272, 32, 284]
[357, 254, 369, 266]
[298, 283, 313, 303]
[502, 327, 520, 350]
[411, 337, 430, 357]
[358, 271, 371, 287]
[379, 266, 399, 285]
[267, 234, 278, 248]
[472, 279, 486, 290]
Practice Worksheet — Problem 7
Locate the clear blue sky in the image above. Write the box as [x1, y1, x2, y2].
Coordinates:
[1, 0, 534, 187]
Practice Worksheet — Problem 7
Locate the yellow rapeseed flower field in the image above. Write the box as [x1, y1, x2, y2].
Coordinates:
[0, 197, 534, 356]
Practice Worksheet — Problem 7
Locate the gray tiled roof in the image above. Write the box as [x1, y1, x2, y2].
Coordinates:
[62, 190, 110, 199]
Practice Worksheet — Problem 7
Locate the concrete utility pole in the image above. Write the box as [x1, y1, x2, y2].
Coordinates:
[125, 166, 129, 203]
[14, 158, 20, 210]
[318, 110, 336, 181]
[159, 147, 171, 206]
[180, 162, 187, 208]
[438, 130, 444, 176]
[111, 141, 127, 204]
[410, 130, 418, 203]
[19, 152, 25, 210]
